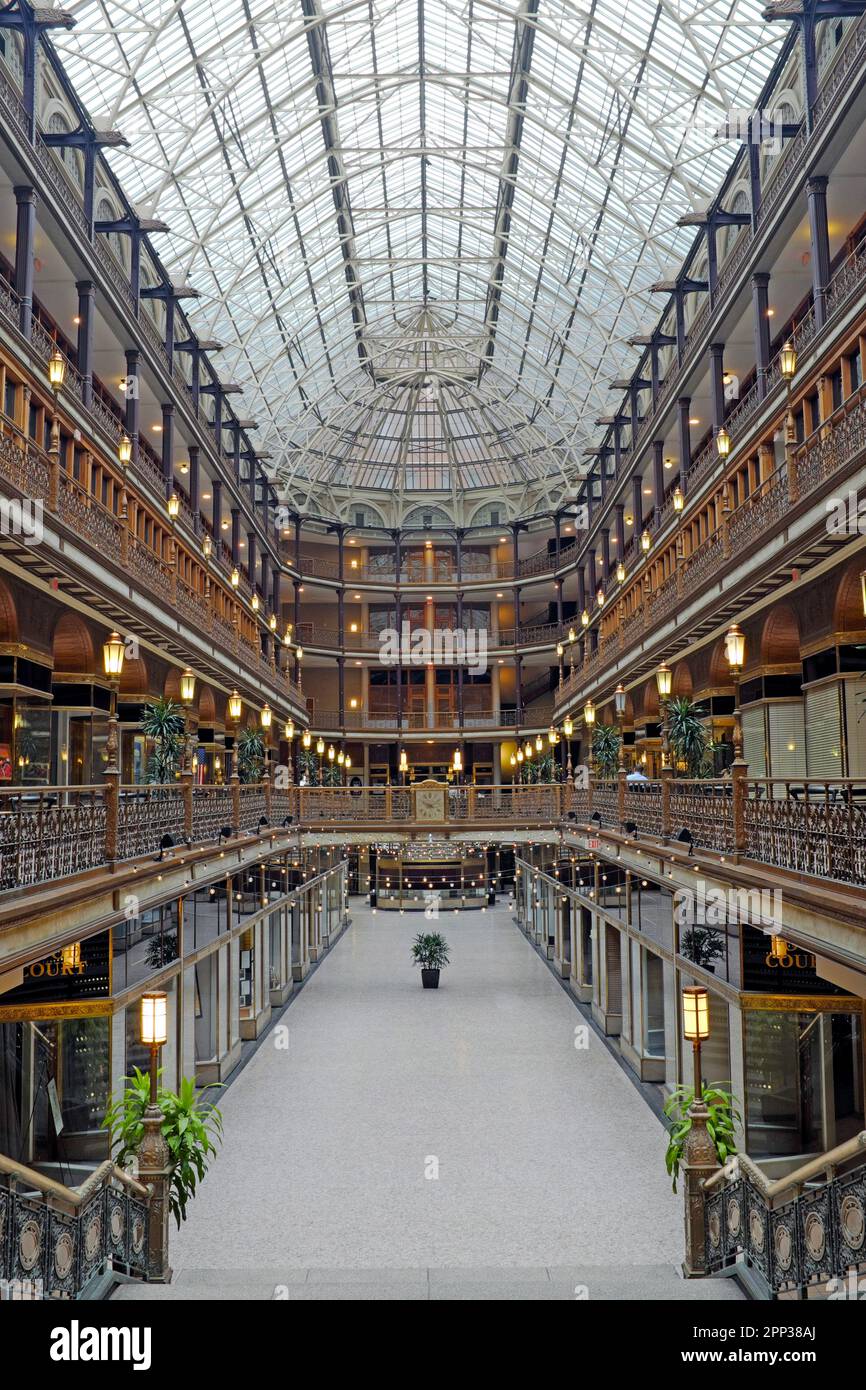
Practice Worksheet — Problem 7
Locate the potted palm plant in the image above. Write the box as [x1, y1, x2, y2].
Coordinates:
[140, 697, 185, 783]
[411, 932, 450, 989]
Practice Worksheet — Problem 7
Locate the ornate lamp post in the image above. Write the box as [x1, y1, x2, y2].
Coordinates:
[563, 714, 573, 782]
[583, 699, 595, 771]
[180, 668, 196, 778]
[102, 630, 125, 771]
[138, 991, 171, 1283]
[284, 719, 295, 785]
[655, 659, 672, 770]
[614, 682, 626, 769]
[680, 982, 718, 1278]
[724, 622, 746, 765]
[682, 984, 710, 1101]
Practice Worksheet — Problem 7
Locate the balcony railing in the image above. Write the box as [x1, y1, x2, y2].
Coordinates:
[567, 773, 866, 888]
[0, 1153, 151, 1299]
[293, 783, 567, 826]
[556, 382, 866, 712]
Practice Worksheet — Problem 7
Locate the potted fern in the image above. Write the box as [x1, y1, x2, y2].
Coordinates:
[140, 697, 185, 784]
[411, 931, 450, 989]
[104, 1070, 224, 1226]
[592, 723, 622, 777]
[663, 1083, 740, 1192]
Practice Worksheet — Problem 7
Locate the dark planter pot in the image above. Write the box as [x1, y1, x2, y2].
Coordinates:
[421, 968, 440, 989]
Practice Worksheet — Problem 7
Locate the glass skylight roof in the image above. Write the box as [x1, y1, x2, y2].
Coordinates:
[55, 0, 784, 518]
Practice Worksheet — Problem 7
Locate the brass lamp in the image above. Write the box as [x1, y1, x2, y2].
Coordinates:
[779, 339, 797, 381]
[583, 699, 595, 726]
[563, 716, 573, 739]
[103, 631, 125, 678]
[640, 529, 652, 553]
[228, 690, 242, 721]
[48, 346, 66, 392]
[118, 432, 133, 468]
[167, 492, 180, 522]
[616, 560, 626, 583]
[682, 984, 710, 1100]
[180, 669, 196, 703]
[140, 990, 168, 1104]
[715, 426, 731, 459]
[202, 533, 213, 560]
[596, 587, 605, 607]
[614, 683, 626, 718]
[724, 622, 745, 673]
[673, 485, 684, 512]
[260, 704, 272, 730]
[316, 737, 324, 756]
[251, 593, 260, 612]
[580, 609, 590, 628]
[302, 730, 312, 750]
[535, 734, 543, 752]
[655, 660, 672, 700]
[230, 566, 240, 588]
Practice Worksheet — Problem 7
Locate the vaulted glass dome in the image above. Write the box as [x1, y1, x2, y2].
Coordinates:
[55, 0, 783, 521]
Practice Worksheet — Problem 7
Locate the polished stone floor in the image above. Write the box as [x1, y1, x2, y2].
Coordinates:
[116, 903, 742, 1301]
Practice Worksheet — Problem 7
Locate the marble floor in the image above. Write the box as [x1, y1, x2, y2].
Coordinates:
[116, 903, 742, 1301]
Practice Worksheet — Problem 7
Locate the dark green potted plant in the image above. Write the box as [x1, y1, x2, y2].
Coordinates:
[104, 1069, 224, 1226]
[592, 723, 622, 777]
[680, 925, 725, 972]
[663, 1083, 740, 1192]
[411, 931, 450, 989]
[235, 726, 265, 783]
[140, 697, 185, 784]
[664, 696, 712, 777]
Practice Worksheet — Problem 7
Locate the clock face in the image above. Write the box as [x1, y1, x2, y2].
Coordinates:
[416, 787, 444, 820]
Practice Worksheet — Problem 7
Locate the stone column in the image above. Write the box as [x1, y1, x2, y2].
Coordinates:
[751, 272, 771, 400]
[807, 176, 831, 329]
[76, 280, 95, 408]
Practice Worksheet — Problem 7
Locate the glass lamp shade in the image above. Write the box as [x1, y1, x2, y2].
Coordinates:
[230, 567, 240, 588]
[568, 626, 576, 643]
[580, 609, 590, 628]
[118, 433, 133, 467]
[180, 669, 196, 703]
[640, 529, 652, 553]
[510, 753, 517, 767]
[228, 690, 242, 721]
[48, 346, 67, 391]
[524, 741, 533, 759]
[548, 726, 558, 745]
[516, 748, 524, 763]
[716, 426, 731, 459]
[724, 622, 746, 672]
[556, 642, 564, 658]
[251, 593, 260, 611]
[302, 731, 312, 749]
[614, 683, 626, 718]
[202, 534, 213, 559]
[167, 492, 180, 521]
[682, 985, 710, 1041]
[453, 749, 462, 771]
[102, 630, 125, 677]
[563, 717, 573, 738]
[295, 647, 304, 661]
[673, 485, 684, 512]
[655, 661, 672, 699]
[344, 756, 351, 771]
[616, 561, 626, 583]
[269, 613, 277, 631]
[285, 720, 295, 741]
[327, 744, 335, 761]
[337, 751, 345, 765]
[316, 737, 324, 755]
[399, 750, 408, 771]
[140, 991, 168, 1046]
[596, 588, 605, 607]
[535, 734, 543, 752]
[260, 704, 273, 730]
[583, 700, 596, 726]
[779, 339, 797, 380]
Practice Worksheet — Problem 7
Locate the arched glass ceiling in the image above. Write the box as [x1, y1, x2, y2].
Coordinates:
[55, 0, 783, 519]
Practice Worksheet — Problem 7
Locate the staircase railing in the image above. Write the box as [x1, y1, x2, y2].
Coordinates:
[0, 1154, 151, 1300]
[686, 1127, 866, 1298]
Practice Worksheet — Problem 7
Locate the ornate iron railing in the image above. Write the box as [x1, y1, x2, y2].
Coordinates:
[744, 779, 866, 885]
[0, 1154, 149, 1300]
[117, 786, 188, 860]
[701, 1132, 866, 1298]
[0, 786, 108, 891]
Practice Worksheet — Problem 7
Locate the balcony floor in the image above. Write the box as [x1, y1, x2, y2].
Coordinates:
[115, 903, 742, 1301]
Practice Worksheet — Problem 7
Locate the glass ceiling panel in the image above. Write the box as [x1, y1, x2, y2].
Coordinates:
[55, 0, 785, 519]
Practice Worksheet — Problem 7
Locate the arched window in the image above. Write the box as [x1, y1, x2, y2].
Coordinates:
[47, 111, 83, 189]
[96, 195, 127, 268]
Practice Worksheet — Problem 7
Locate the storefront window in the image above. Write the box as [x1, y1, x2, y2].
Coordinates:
[744, 1008, 864, 1159]
[0, 1017, 110, 1167]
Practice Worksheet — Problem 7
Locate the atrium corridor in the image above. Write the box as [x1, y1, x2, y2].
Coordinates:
[116, 904, 741, 1302]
